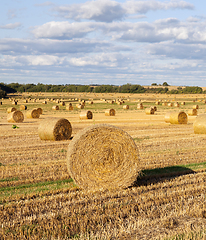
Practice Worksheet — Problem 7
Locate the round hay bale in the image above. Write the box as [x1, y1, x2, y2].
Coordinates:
[79, 110, 93, 120]
[36, 108, 43, 115]
[105, 109, 115, 116]
[137, 103, 144, 109]
[59, 102, 65, 106]
[42, 101, 47, 104]
[66, 104, 73, 111]
[76, 104, 84, 109]
[174, 102, 180, 107]
[188, 109, 197, 116]
[168, 103, 173, 107]
[193, 114, 206, 134]
[20, 105, 27, 110]
[155, 101, 160, 105]
[181, 102, 185, 105]
[193, 105, 199, 109]
[7, 111, 24, 123]
[38, 118, 72, 141]
[166, 111, 188, 124]
[7, 107, 17, 113]
[12, 101, 17, 105]
[26, 109, 40, 118]
[145, 108, 155, 115]
[123, 105, 129, 109]
[162, 102, 167, 106]
[52, 105, 59, 110]
[67, 124, 139, 190]
[150, 106, 157, 111]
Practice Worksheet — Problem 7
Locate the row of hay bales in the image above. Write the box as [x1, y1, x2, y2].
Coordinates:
[7, 107, 43, 123]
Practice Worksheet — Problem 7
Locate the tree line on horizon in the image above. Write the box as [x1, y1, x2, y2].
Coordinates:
[0, 82, 204, 98]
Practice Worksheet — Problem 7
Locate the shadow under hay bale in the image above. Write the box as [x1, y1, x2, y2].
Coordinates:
[105, 109, 115, 116]
[79, 110, 93, 120]
[7, 111, 24, 123]
[38, 118, 72, 141]
[193, 114, 206, 134]
[67, 124, 139, 190]
[26, 109, 40, 118]
[165, 111, 188, 124]
[7, 107, 17, 114]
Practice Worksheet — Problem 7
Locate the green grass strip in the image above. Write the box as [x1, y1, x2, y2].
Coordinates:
[0, 178, 73, 193]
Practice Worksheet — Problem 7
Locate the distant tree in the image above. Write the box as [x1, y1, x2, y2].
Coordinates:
[162, 82, 169, 86]
[151, 83, 157, 86]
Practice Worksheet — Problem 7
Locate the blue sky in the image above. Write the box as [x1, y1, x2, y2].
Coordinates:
[1, 0, 206, 86]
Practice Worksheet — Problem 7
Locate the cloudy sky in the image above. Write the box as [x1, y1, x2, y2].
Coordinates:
[1, 0, 206, 86]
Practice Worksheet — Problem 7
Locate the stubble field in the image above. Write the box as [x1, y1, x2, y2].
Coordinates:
[0, 92, 206, 239]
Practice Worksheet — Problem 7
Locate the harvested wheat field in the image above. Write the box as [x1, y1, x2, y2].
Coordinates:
[0, 92, 206, 240]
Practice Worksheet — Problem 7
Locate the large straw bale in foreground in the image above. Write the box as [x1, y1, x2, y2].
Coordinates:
[38, 118, 72, 141]
[26, 109, 40, 118]
[7, 111, 24, 123]
[165, 111, 188, 124]
[36, 108, 43, 115]
[79, 110, 93, 120]
[67, 124, 139, 190]
[105, 109, 115, 116]
[7, 107, 17, 113]
[193, 114, 206, 134]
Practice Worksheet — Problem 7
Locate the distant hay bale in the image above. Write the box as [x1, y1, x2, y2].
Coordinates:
[26, 109, 40, 118]
[165, 111, 188, 124]
[123, 105, 129, 109]
[88, 101, 93, 104]
[7, 107, 17, 113]
[52, 105, 59, 110]
[12, 101, 17, 105]
[181, 102, 185, 105]
[76, 104, 84, 109]
[193, 114, 206, 134]
[174, 102, 180, 107]
[7, 111, 24, 123]
[117, 101, 122, 105]
[67, 124, 139, 190]
[188, 109, 197, 116]
[145, 108, 155, 115]
[168, 103, 173, 107]
[150, 106, 157, 111]
[0, 102, 2, 105]
[193, 105, 199, 109]
[162, 102, 167, 106]
[42, 101, 47, 104]
[79, 110, 93, 120]
[66, 104, 73, 111]
[38, 118, 72, 141]
[24, 99, 28, 103]
[59, 102, 65, 106]
[105, 109, 115, 116]
[137, 103, 143, 109]
[20, 105, 27, 110]
[155, 101, 160, 105]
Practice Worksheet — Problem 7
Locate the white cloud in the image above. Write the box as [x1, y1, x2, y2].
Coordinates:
[53, 0, 125, 22]
[0, 22, 21, 29]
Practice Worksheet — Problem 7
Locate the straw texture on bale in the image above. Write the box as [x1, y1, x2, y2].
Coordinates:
[79, 110, 93, 120]
[7, 107, 17, 113]
[123, 105, 129, 109]
[193, 114, 206, 134]
[38, 118, 72, 141]
[52, 105, 59, 110]
[105, 109, 115, 116]
[20, 105, 27, 110]
[188, 109, 197, 116]
[36, 108, 43, 115]
[145, 108, 155, 115]
[165, 111, 188, 124]
[26, 109, 40, 118]
[7, 110, 24, 123]
[67, 124, 139, 190]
